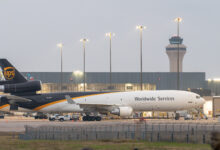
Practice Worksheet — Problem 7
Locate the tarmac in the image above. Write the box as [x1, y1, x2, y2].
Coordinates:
[0, 116, 219, 133]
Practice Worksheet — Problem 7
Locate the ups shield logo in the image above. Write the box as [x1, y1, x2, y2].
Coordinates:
[3, 67, 15, 80]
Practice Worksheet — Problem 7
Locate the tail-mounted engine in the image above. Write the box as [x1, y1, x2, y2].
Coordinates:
[0, 80, 41, 94]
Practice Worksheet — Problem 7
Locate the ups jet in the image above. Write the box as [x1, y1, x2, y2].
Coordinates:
[0, 59, 205, 121]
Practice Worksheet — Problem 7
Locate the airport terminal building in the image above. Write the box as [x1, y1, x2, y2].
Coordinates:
[21, 72, 206, 93]
[22, 72, 220, 118]
[20, 36, 206, 93]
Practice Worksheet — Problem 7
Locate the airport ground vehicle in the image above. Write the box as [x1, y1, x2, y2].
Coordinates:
[184, 114, 193, 120]
[49, 114, 78, 122]
[34, 113, 48, 119]
[49, 114, 60, 121]
[72, 114, 80, 121]
[0, 113, 4, 119]
[57, 115, 72, 122]
[0, 59, 205, 121]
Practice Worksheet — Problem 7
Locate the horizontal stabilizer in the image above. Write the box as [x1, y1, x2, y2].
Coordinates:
[5, 95, 32, 104]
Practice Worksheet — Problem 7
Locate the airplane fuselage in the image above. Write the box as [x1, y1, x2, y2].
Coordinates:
[0, 90, 205, 113]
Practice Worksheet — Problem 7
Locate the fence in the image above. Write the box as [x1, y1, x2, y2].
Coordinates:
[19, 122, 220, 144]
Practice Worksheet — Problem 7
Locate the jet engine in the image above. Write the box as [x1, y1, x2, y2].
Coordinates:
[111, 106, 133, 117]
[0, 80, 41, 94]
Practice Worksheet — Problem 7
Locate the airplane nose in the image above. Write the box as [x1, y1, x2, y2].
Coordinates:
[200, 98, 205, 105]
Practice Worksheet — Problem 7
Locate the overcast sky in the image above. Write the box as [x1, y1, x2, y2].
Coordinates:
[0, 0, 219, 79]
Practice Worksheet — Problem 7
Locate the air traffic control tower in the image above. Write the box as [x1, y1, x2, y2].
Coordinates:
[166, 36, 186, 72]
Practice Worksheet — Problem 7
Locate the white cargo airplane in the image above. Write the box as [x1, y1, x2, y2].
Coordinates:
[1, 90, 205, 121]
[0, 59, 205, 121]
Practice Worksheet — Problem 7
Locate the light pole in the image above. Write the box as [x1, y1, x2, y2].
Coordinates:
[57, 43, 64, 92]
[80, 38, 89, 92]
[105, 32, 115, 89]
[136, 25, 146, 91]
[174, 17, 182, 90]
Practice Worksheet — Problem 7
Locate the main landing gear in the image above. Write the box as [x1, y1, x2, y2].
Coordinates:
[82, 115, 102, 121]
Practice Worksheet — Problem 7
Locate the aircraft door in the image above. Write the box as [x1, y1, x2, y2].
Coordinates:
[187, 94, 196, 107]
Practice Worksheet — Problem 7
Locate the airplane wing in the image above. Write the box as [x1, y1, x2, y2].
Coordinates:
[65, 95, 116, 112]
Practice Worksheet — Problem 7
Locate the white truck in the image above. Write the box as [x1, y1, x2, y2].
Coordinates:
[49, 114, 60, 121]
[57, 115, 72, 122]
[49, 114, 72, 122]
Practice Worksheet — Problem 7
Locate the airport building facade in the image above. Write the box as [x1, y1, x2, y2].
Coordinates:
[206, 79, 220, 96]
[22, 72, 206, 93]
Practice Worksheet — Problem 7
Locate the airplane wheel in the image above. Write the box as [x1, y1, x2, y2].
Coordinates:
[87, 116, 90, 121]
[90, 116, 95, 121]
[49, 118, 55, 121]
[83, 116, 88, 121]
[175, 113, 180, 120]
[95, 116, 102, 121]
[59, 118, 64, 122]
[87, 116, 92, 121]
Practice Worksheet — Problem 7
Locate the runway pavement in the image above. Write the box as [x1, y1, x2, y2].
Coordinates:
[0, 117, 219, 132]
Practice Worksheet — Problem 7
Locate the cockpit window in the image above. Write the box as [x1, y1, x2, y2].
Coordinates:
[196, 96, 200, 99]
